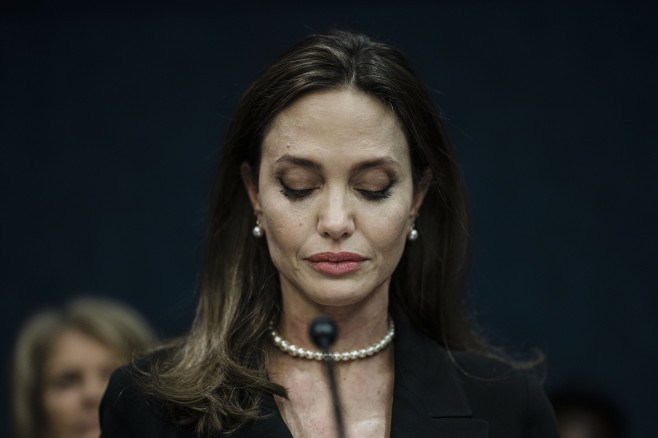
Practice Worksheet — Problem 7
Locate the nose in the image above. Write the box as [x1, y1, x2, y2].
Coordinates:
[317, 187, 355, 240]
[81, 375, 109, 409]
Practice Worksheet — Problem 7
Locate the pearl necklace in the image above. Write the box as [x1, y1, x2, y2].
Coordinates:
[269, 317, 395, 361]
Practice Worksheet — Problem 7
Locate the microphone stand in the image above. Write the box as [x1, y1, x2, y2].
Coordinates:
[310, 316, 347, 438]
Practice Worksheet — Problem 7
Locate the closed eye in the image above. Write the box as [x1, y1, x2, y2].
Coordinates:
[357, 181, 394, 200]
[279, 179, 316, 199]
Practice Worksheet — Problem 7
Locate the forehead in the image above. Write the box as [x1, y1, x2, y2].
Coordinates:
[262, 88, 409, 164]
[44, 329, 117, 370]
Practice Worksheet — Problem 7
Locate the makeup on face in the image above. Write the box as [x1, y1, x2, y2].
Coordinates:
[305, 251, 368, 275]
[273, 155, 401, 202]
[245, 88, 421, 310]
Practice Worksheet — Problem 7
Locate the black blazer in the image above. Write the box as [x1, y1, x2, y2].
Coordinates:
[100, 318, 558, 437]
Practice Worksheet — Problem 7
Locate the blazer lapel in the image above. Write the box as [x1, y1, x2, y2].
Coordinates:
[238, 316, 488, 437]
[390, 316, 489, 438]
[233, 396, 293, 438]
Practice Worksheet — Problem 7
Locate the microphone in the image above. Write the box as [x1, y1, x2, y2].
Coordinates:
[310, 316, 346, 438]
[309, 315, 338, 349]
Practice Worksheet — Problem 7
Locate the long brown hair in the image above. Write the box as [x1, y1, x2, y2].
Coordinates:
[143, 29, 486, 435]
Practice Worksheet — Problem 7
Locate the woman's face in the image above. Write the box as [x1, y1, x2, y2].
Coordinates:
[243, 88, 427, 313]
[41, 329, 122, 438]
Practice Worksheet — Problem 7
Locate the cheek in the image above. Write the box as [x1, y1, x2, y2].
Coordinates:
[261, 204, 310, 264]
[43, 388, 78, 427]
[373, 212, 409, 244]
[369, 189, 413, 232]
[364, 203, 412, 258]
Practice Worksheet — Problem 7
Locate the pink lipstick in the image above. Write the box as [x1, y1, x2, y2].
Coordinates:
[306, 252, 366, 275]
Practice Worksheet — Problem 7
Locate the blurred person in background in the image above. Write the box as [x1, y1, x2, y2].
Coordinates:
[11, 297, 156, 438]
[551, 386, 625, 438]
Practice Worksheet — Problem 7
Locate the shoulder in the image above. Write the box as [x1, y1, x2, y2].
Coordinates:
[100, 357, 194, 438]
[393, 317, 558, 437]
[451, 351, 559, 437]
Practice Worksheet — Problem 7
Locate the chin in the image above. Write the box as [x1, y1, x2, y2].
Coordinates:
[280, 271, 389, 311]
[81, 429, 101, 438]
[306, 283, 382, 309]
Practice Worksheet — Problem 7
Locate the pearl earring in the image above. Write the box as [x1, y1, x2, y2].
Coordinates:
[252, 219, 264, 238]
[408, 224, 419, 241]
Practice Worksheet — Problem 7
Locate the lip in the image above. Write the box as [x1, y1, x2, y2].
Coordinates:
[75, 417, 100, 434]
[306, 252, 366, 275]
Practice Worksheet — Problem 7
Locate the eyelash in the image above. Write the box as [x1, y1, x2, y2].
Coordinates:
[357, 182, 393, 200]
[278, 179, 393, 201]
[280, 184, 315, 199]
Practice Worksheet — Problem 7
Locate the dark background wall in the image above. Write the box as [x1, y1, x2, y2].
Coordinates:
[2, 1, 656, 437]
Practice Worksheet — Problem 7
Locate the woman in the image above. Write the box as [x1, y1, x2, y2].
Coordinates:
[100, 30, 558, 437]
[11, 297, 156, 438]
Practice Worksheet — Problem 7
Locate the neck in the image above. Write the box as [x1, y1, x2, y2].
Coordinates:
[277, 293, 390, 354]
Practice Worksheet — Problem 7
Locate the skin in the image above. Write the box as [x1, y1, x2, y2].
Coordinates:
[41, 329, 122, 438]
[557, 412, 617, 438]
[242, 88, 429, 437]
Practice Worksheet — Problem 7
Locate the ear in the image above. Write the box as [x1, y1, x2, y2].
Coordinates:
[410, 167, 432, 218]
[241, 162, 262, 213]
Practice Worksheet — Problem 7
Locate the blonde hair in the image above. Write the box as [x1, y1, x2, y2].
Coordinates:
[11, 297, 156, 438]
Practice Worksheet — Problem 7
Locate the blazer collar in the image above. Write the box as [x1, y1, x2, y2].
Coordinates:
[391, 315, 489, 437]
[241, 315, 488, 438]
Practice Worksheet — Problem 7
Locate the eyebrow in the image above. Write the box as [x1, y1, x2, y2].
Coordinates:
[274, 155, 399, 171]
[353, 157, 400, 172]
[274, 154, 321, 169]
